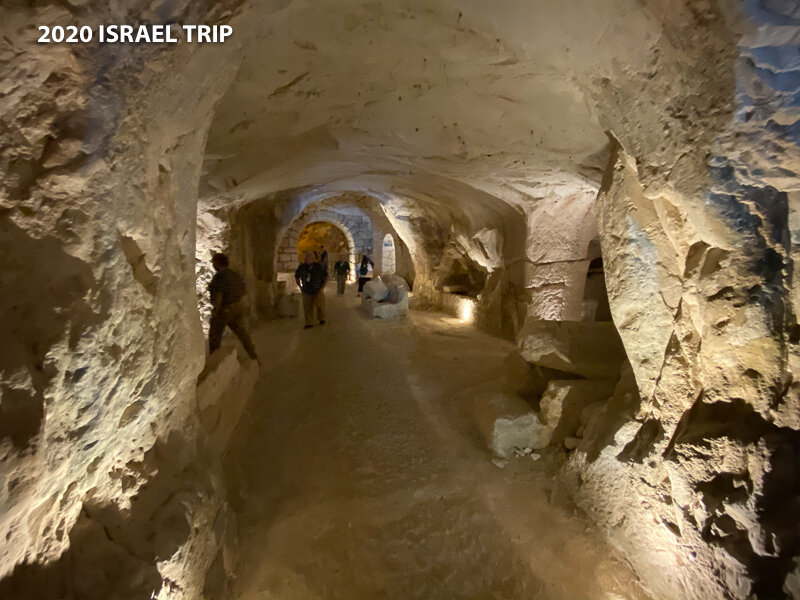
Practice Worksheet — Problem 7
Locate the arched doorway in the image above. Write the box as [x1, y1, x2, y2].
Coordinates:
[275, 214, 358, 279]
[297, 222, 348, 266]
[382, 233, 395, 274]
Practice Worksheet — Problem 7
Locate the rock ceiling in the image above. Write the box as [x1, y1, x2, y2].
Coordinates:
[200, 0, 674, 213]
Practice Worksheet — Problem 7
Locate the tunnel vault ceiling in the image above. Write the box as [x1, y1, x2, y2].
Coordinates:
[199, 0, 729, 213]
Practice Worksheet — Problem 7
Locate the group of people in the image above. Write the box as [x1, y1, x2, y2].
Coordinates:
[294, 247, 375, 328]
[205, 248, 379, 361]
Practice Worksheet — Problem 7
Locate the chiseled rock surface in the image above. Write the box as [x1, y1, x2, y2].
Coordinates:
[539, 379, 617, 445]
[517, 320, 628, 379]
[0, 1, 258, 597]
[503, 349, 585, 407]
[568, 108, 799, 600]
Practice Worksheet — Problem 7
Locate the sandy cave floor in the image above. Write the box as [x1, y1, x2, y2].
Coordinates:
[219, 283, 651, 600]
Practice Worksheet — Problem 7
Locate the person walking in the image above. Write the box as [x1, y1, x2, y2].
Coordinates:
[207, 253, 260, 363]
[356, 254, 374, 296]
[295, 252, 328, 328]
[333, 254, 350, 296]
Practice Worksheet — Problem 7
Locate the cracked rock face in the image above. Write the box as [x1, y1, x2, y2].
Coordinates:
[1, 0, 798, 599]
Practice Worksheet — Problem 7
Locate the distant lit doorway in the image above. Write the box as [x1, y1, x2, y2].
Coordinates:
[382, 233, 395, 274]
[297, 222, 349, 267]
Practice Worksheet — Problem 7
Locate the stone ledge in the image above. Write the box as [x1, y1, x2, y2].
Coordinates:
[197, 346, 259, 454]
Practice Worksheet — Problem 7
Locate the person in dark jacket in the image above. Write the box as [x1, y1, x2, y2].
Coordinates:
[208, 253, 259, 362]
[333, 254, 350, 296]
[357, 255, 374, 296]
[295, 252, 328, 328]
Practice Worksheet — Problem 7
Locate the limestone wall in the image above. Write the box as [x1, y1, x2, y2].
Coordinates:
[0, 1, 269, 596]
[563, 143, 797, 600]
[559, 3, 800, 598]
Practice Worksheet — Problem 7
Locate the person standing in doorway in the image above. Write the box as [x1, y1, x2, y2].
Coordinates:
[333, 254, 350, 296]
[207, 253, 260, 363]
[295, 252, 328, 328]
[357, 254, 374, 296]
[319, 245, 328, 267]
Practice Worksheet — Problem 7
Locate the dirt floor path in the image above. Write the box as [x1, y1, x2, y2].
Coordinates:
[222, 283, 650, 600]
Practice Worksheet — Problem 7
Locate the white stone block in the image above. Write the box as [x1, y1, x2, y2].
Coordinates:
[473, 392, 551, 457]
[363, 278, 389, 301]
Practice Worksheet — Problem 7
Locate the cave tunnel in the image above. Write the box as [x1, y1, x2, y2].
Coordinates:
[0, 1, 798, 599]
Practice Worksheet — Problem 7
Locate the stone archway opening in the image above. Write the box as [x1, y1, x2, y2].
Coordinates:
[276, 213, 360, 287]
[297, 222, 348, 265]
[274, 203, 377, 286]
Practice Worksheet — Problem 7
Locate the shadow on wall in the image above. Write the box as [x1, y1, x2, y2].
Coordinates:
[0, 346, 260, 600]
[581, 257, 612, 322]
[0, 215, 96, 449]
[441, 256, 487, 298]
[0, 430, 197, 599]
[663, 398, 800, 599]
[0, 505, 164, 599]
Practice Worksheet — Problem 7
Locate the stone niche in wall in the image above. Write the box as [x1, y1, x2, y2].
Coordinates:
[581, 257, 612, 322]
[441, 256, 487, 297]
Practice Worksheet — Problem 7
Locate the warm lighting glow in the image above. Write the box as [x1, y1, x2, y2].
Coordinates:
[458, 297, 476, 323]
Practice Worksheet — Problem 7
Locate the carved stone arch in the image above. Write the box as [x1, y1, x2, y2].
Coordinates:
[275, 210, 357, 277]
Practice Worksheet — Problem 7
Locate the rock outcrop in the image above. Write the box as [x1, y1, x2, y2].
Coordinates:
[517, 320, 627, 379]
[539, 380, 618, 446]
